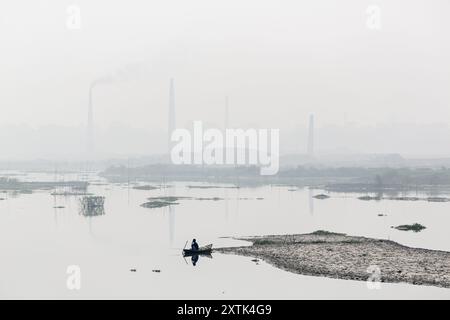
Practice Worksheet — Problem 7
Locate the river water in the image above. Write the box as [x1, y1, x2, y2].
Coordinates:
[0, 172, 449, 299]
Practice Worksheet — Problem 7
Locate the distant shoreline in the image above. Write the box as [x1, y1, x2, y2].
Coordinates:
[216, 231, 450, 289]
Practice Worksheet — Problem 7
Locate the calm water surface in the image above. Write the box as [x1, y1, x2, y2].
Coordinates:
[0, 172, 449, 299]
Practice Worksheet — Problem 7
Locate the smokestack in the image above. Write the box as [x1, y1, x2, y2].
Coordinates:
[87, 85, 94, 156]
[168, 78, 175, 155]
[86, 76, 113, 159]
[307, 114, 314, 156]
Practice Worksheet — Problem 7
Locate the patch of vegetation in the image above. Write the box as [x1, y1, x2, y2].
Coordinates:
[313, 194, 330, 199]
[358, 195, 381, 201]
[51, 191, 92, 196]
[394, 223, 426, 232]
[133, 185, 159, 190]
[141, 201, 179, 209]
[427, 197, 450, 202]
[388, 197, 420, 201]
[342, 239, 363, 244]
[310, 230, 346, 236]
[187, 185, 239, 189]
[0, 177, 88, 192]
[147, 196, 190, 202]
[253, 239, 278, 245]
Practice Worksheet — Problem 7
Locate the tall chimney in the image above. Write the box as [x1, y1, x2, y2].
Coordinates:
[307, 114, 314, 156]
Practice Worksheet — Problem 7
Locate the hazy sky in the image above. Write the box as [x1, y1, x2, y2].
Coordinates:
[0, 1, 449, 158]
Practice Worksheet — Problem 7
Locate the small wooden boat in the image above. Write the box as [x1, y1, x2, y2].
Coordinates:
[183, 244, 213, 255]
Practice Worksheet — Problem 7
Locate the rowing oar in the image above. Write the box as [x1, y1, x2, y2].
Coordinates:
[182, 240, 189, 265]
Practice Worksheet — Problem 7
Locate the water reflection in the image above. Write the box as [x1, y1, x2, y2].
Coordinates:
[308, 187, 314, 215]
[168, 187, 176, 247]
[2, 173, 450, 298]
[191, 254, 199, 266]
[224, 188, 229, 222]
[183, 252, 213, 266]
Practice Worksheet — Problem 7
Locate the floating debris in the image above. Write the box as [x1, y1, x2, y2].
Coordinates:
[152, 269, 161, 273]
[130, 268, 137, 272]
[393, 223, 426, 232]
[377, 214, 387, 217]
[313, 194, 330, 200]
[53, 206, 65, 209]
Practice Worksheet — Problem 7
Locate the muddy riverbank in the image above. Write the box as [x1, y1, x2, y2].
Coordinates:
[217, 231, 450, 288]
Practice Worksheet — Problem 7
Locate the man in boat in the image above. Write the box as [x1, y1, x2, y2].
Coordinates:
[191, 239, 199, 251]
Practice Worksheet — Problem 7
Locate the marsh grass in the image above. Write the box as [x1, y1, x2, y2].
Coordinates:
[394, 223, 426, 232]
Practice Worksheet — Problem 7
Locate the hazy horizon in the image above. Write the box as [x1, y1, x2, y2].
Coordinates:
[1, 0, 449, 160]
[3, 121, 450, 161]
[2, 1, 450, 302]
